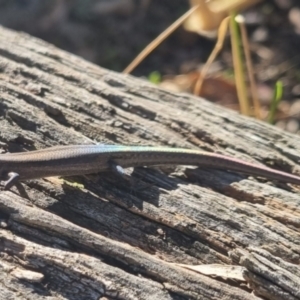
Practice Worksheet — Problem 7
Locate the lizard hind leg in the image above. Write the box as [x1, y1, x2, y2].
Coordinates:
[109, 161, 128, 179]
[4, 172, 20, 190]
[108, 160, 149, 191]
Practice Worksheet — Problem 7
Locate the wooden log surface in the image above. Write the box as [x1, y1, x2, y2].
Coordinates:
[0, 25, 299, 300]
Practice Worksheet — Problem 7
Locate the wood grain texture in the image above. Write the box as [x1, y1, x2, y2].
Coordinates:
[0, 25, 299, 299]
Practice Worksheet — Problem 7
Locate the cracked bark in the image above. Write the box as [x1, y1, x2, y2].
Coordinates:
[0, 26, 299, 300]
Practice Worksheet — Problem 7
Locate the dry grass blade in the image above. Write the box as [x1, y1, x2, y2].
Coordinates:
[176, 263, 246, 281]
[123, 5, 199, 74]
[237, 15, 261, 119]
[193, 16, 230, 95]
[230, 13, 251, 116]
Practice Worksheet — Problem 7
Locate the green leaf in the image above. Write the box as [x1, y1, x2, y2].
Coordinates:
[268, 81, 283, 124]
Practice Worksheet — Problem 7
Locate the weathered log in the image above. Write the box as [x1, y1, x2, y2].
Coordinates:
[0, 25, 299, 300]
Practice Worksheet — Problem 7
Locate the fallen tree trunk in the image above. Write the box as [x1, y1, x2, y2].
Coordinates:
[0, 25, 299, 300]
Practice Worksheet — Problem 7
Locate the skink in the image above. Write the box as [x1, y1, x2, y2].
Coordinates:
[0, 144, 300, 190]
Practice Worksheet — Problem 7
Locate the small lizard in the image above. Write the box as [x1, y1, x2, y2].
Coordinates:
[0, 144, 300, 190]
